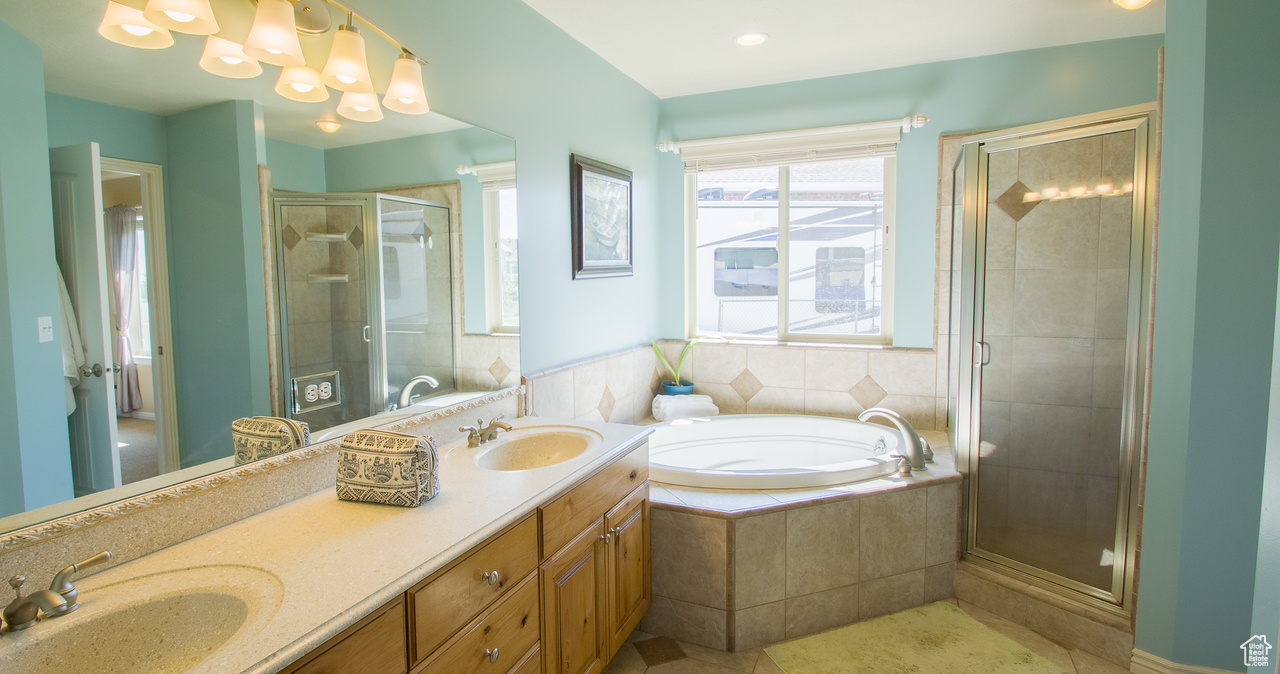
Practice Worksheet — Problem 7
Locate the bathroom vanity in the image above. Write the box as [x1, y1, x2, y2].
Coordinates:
[0, 417, 651, 674]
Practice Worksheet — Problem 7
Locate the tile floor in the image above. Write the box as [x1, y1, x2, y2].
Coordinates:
[606, 599, 1130, 674]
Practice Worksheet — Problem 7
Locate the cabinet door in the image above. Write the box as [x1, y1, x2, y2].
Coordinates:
[286, 596, 407, 674]
[605, 483, 650, 657]
[540, 518, 608, 674]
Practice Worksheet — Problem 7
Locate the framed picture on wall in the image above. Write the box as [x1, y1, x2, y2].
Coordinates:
[570, 153, 633, 279]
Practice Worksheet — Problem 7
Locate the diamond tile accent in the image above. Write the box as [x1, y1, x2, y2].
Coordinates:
[731, 369, 764, 403]
[281, 225, 302, 250]
[849, 375, 887, 409]
[348, 226, 364, 249]
[599, 387, 616, 421]
[994, 180, 1040, 222]
[488, 357, 511, 383]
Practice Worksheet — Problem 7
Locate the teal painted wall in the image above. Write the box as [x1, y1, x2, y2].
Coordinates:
[656, 35, 1164, 345]
[265, 138, 326, 193]
[45, 93, 168, 167]
[324, 126, 516, 335]
[1139, 2, 1280, 671]
[0, 21, 74, 518]
[1255, 247, 1280, 672]
[343, 0, 661, 372]
[165, 100, 270, 468]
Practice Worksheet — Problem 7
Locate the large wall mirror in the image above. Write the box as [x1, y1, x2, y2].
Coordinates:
[0, 0, 520, 532]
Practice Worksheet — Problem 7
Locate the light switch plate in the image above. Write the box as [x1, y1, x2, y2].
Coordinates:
[37, 316, 53, 343]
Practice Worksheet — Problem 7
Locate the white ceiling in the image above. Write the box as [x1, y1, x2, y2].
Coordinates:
[520, 0, 1165, 99]
[2, 0, 475, 149]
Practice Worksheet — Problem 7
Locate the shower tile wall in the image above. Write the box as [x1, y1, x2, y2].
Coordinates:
[281, 203, 373, 430]
[975, 132, 1134, 590]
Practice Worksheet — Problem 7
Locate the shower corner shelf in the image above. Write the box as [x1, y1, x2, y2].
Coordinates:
[308, 273, 350, 284]
[305, 232, 348, 243]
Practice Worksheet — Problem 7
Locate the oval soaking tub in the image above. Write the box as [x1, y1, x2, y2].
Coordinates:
[649, 414, 904, 489]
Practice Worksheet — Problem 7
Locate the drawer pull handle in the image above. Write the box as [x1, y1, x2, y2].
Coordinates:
[611, 527, 621, 539]
[629, 469, 637, 481]
[482, 570, 500, 586]
[600, 533, 611, 544]
[485, 647, 500, 664]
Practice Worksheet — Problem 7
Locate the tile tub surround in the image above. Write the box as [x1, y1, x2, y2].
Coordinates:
[639, 431, 962, 652]
[524, 340, 946, 431]
[0, 416, 648, 674]
[0, 388, 521, 603]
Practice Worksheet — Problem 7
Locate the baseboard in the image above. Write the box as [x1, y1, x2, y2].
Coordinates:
[127, 411, 156, 421]
[1130, 649, 1242, 674]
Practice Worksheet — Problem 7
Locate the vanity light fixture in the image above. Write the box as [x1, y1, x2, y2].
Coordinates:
[1111, 0, 1153, 8]
[321, 15, 374, 93]
[98, 1, 174, 49]
[337, 91, 384, 122]
[735, 32, 769, 46]
[143, 0, 219, 35]
[316, 119, 342, 133]
[244, 0, 306, 66]
[275, 66, 329, 103]
[383, 52, 430, 115]
[199, 36, 261, 79]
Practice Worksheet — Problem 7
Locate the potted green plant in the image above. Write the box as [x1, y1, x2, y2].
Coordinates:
[652, 337, 701, 395]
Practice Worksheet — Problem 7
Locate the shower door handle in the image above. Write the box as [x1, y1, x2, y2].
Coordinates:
[362, 325, 371, 343]
[975, 341, 991, 367]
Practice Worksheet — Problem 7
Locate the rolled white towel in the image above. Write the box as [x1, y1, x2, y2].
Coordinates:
[652, 394, 719, 422]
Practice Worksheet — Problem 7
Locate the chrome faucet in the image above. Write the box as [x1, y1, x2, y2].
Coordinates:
[460, 416, 512, 448]
[858, 407, 928, 472]
[3, 576, 67, 632]
[46, 551, 112, 616]
[395, 375, 440, 409]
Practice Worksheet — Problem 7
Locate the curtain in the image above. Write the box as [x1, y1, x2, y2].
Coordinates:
[105, 205, 143, 414]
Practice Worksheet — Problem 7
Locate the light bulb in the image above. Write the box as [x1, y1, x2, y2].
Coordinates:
[275, 66, 329, 103]
[99, 2, 173, 48]
[321, 23, 374, 93]
[200, 36, 261, 79]
[244, 0, 305, 66]
[1112, 0, 1152, 9]
[291, 82, 314, 93]
[735, 32, 769, 46]
[144, 0, 218, 34]
[353, 105, 369, 112]
[220, 56, 243, 65]
[336, 75, 356, 84]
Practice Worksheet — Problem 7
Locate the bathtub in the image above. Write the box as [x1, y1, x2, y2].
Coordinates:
[648, 414, 905, 490]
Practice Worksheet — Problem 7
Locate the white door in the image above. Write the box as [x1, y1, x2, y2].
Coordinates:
[50, 142, 121, 494]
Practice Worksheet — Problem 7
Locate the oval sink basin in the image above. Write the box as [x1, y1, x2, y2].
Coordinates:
[0, 565, 283, 674]
[474, 427, 602, 471]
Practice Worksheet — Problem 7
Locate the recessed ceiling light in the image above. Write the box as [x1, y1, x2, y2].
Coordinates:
[1111, 0, 1152, 8]
[735, 32, 769, 46]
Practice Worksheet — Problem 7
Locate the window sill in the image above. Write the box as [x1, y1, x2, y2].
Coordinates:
[679, 336, 933, 354]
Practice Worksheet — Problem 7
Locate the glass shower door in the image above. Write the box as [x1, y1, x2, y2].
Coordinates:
[956, 111, 1153, 609]
[375, 195, 456, 409]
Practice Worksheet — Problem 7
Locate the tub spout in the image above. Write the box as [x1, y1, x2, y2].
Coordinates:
[858, 407, 927, 471]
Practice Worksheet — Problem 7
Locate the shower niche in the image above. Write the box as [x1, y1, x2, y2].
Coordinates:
[271, 192, 455, 433]
[948, 106, 1157, 616]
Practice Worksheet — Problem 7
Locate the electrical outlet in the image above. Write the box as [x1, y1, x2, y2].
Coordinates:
[37, 316, 53, 343]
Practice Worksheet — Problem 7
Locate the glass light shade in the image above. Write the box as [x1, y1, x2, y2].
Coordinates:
[316, 120, 342, 133]
[143, 0, 218, 34]
[98, 2, 174, 49]
[244, 0, 305, 67]
[275, 66, 329, 103]
[337, 92, 383, 122]
[1111, 0, 1152, 8]
[199, 36, 262, 79]
[383, 54, 430, 115]
[320, 25, 374, 93]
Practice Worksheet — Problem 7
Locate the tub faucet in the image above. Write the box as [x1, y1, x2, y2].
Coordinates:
[3, 576, 67, 632]
[396, 375, 440, 409]
[858, 407, 928, 472]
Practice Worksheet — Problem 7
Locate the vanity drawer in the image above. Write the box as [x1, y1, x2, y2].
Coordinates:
[540, 442, 648, 557]
[414, 571, 540, 674]
[411, 513, 538, 661]
[286, 595, 407, 674]
[511, 645, 542, 674]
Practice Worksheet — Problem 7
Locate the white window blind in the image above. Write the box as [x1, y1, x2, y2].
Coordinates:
[659, 115, 926, 173]
[456, 160, 516, 190]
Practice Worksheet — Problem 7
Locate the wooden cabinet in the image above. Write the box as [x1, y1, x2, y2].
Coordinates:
[283, 596, 407, 674]
[286, 440, 649, 674]
[604, 485, 650, 658]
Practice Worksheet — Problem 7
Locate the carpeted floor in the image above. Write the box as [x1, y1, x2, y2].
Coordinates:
[765, 601, 1062, 673]
[117, 416, 160, 485]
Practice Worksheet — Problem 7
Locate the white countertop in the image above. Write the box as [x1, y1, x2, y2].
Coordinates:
[0, 418, 650, 674]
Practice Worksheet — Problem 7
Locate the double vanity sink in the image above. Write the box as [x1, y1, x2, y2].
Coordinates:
[0, 418, 649, 674]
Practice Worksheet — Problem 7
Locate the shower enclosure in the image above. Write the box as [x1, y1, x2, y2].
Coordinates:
[271, 192, 455, 433]
[948, 106, 1156, 613]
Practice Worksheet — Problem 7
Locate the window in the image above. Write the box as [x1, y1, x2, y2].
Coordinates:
[690, 156, 894, 342]
[460, 161, 519, 334]
[128, 220, 152, 358]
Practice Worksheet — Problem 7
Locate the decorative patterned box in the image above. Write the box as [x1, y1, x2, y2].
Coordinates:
[335, 429, 439, 507]
[232, 417, 311, 465]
